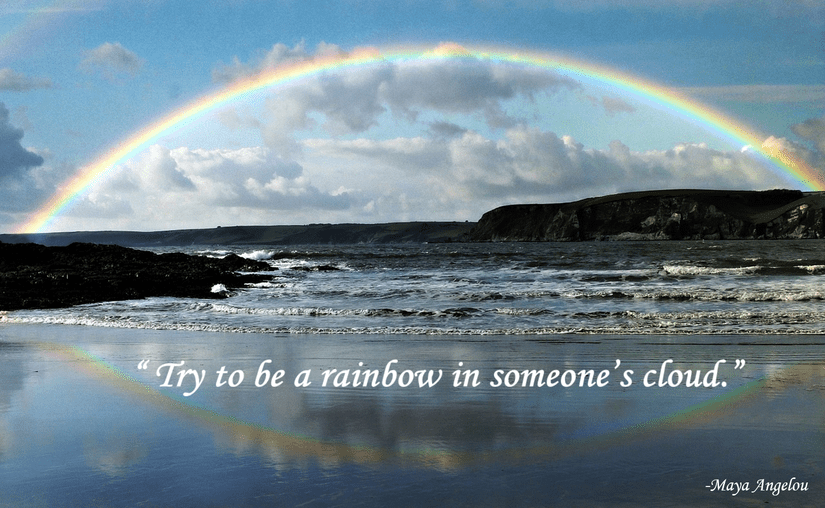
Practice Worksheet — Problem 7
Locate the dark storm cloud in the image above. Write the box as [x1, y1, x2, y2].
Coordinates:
[0, 102, 44, 180]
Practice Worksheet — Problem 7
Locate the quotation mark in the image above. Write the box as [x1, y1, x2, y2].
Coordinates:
[734, 359, 746, 369]
[138, 359, 150, 370]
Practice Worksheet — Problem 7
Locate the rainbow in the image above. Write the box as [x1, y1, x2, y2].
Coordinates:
[43, 341, 776, 469]
[16, 42, 825, 233]
[0, 0, 93, 64]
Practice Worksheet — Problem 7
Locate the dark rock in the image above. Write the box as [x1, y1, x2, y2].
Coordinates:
[0, 242, 275, 310]
[467, 189, 825, 242]
[289, 264, 341, 272]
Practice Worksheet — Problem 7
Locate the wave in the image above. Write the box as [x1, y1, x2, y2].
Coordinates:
[565, 288, 825, 302]
[660, 265, 761, 277]
[239, 249, 276, 261]
[798, 264, 825, 274]
[5, 312, 825, 335]
[195, 303, 483, 318]
[661, 261, 825, 278]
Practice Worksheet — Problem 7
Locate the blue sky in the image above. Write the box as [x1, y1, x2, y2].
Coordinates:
[1, 0, 823, 232]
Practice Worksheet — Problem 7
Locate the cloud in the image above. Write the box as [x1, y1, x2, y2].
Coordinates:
[0, 110, 68, 219]
[81, 42, 143, 78]
[212, 41, 346, 83]
[0, 102, 44, 181]
[51, 121, 800, 231]
[755, 114, 825, 180]
[428, 121, 469, 138]
[791, 115, 825, 156]
[587, 94, 636, 116]
[139, 145, 198, 191]
[303, 125, 791, 220]
[70, 145, 354, 229]
[383, 59, 577, 119]
[443, 128, 781, 197]
[170, 146, 349, 211]
[260, 62, 395, 156]
[0, 68, 52, 91]
[233, 44, 580, 157]
[600, 96, 637, 116]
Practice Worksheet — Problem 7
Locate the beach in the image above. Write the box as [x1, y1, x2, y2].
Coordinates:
[0, 322, 823, 506]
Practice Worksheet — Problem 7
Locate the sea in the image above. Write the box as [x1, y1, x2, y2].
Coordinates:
[1, 240, 824, 506]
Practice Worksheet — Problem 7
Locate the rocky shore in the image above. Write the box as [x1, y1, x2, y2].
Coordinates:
[0, 242, 274, 310]
[467, 189, 825, 242]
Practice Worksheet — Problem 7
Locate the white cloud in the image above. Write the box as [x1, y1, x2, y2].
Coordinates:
[762, 122, 825, 181]
[0, 68, 52, 92]
[260, 60, 395, 156]
[68, 145, 355, 229]
[238, 46, 579, 158]
[139, 145, 197, 191]
[212, 41, 346, 83]
[81, 42, 143, 79]
[302, 126, 791, 220]
[48, 123, 801, 231]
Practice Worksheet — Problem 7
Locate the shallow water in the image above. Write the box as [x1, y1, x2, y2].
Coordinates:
[1, 324, 823, 506]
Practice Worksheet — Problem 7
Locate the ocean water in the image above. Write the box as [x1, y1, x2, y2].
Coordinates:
[6, 240, 825, 335]
[1, 240, 824, 506]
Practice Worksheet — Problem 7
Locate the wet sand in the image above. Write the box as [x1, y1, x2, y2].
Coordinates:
[0, 323, 823, 506]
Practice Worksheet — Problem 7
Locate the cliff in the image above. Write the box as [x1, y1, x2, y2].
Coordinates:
[467, 189, 825, 242]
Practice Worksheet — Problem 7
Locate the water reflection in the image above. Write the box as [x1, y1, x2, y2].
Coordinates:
[1, 324, 823, 505]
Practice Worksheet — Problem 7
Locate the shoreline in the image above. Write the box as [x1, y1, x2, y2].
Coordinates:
[1, 323, 823, 506]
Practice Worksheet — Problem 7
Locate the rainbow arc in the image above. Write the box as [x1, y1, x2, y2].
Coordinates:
[16, 42, 824, 234]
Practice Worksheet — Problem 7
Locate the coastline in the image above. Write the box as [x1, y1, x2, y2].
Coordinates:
[4, 189, 825, 248]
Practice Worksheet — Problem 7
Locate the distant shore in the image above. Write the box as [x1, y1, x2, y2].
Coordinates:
[0, 221, 476, 248]
[2, 189, 824, 248]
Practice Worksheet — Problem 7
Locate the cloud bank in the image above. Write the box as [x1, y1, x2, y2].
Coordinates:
[68, 126, 793, 231]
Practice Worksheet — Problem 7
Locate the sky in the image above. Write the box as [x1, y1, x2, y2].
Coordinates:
[0, 0, 823, 233]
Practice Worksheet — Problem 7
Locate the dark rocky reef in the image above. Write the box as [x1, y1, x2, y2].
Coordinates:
[467, 189, 825, 242]
[0, 242, 274, 310]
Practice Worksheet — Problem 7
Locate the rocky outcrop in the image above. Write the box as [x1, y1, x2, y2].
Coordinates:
[0, 242, 274, 310]
[467, 189, 825, 242]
